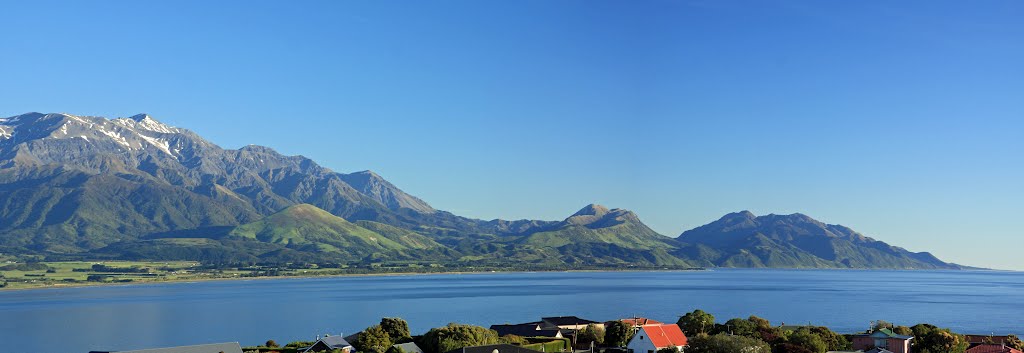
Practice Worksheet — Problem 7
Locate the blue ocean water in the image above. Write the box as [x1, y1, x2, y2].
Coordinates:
[1, 269, 1021, 353]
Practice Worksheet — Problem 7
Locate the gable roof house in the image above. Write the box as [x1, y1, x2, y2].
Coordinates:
[393, 342, 425, 353]
[617, 318, 665, 327]
[966, 344, 1024, 353]
[491, 323, 564, 338]
[304, 335, 355, 353]
[444, 344, 543, 353]
[88, 342, 243, 353]
[851, 329, 914, 353]
[541, 316, 602, 331]
[625, 324, 688, 353]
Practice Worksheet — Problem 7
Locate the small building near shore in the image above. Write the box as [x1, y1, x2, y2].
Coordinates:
[491, 323, 565, 338]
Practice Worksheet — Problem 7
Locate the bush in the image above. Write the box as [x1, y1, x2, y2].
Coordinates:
[421, 323, 499, 353]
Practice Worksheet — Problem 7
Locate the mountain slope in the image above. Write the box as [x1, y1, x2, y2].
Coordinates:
[677, 211, 961, 269]
[511, 204, 691, 266]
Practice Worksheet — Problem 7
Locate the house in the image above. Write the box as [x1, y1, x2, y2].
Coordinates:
[88, 342, 243, 353]
[826, 349, 894, 353]
[444, 344, 542, 353]
[491, 323, 564, 338]
[541, 316, 602, 331]
[625, 324, 688, 353]
[966, 344, 1024, 353]
[617, 318, 665, 327]
[304, 335, 355, 353]
[393, 342, 425, 353]
[850, 328, 914, 353]
[966, 335, 1014, 346]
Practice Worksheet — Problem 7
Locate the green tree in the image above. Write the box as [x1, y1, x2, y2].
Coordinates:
[357, 325, 394, 353]
[723, 318, 757, 338]
[687, 333, 770, 353]
[915, 328, 968, 353]
[748, 316, 771, 330]
[498, 335, 527, 345]
[421, 323, 500, 353]
[604, 321, 634, 347]
[786, 329, 827, 353]
[576, 324, 605, 348]
[381, 317, 412, 341]
[911, 323, 938, 338]
[893, 326, 914, 336]
[265, 340, 279, 348]
[678, 310, 716, 336]
[871, 320, 894, 331]
[1007, 335, 1024, 351]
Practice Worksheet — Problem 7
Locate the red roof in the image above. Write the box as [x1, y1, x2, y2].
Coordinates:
[620, 318, 665, 326]
[640, 324, 688, 349]
[967, 344, 1024, 353]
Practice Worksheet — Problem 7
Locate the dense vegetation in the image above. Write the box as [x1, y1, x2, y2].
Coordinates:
[244, 311, 1020, 353]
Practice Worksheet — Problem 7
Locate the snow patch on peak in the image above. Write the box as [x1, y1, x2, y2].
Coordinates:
[113, 114, 177, 134]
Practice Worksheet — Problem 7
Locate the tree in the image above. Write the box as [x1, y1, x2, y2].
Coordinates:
[809, 327, 849, 351]
[381, 317, 411, 342]
[265, 340, 279, 348]
[576, 324, 605, 348]
[872, 320, 894, 331]
[357, 325, 394, 353]
[911, 323, 938, 338]
[421, 323, 500, 353]
[893, 326, 914, 336]
[1007, 335, 1024, 351]
[687, 333, 770, 353]
[916, 328, 968, 353]
[723, 318, 757, 338]
[678, 310, 716, 336]
[748, 316, 771, 330]
[604, 321, 634, 347]
[785, 329, 827, 353]
[774, 343, 814, 353]
[498, 335, 528, 345]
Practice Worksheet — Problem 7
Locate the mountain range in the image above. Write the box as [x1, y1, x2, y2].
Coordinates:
[0, 112, 965, 269]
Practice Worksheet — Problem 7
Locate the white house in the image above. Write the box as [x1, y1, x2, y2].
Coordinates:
[625, 324, 688, 353]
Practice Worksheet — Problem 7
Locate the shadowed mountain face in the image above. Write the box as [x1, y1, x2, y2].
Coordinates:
[677, 211, 961, 269]
[0, 112, 965, 269]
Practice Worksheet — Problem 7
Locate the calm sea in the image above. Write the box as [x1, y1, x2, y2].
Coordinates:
[1, 269, 1021, 353]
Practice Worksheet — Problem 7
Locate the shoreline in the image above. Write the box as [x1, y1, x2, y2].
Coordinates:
[3, 265, 1008, 293]
[0, 267, 707, 293]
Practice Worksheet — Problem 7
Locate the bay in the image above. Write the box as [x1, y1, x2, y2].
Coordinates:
[1, 269, 1022, 353]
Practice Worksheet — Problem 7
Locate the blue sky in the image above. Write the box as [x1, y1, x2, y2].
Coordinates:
[2, 1, 1022, 269]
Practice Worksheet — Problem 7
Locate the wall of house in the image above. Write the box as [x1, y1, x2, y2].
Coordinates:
[851, 337, 909, 353]
[626, 330, 657, 353]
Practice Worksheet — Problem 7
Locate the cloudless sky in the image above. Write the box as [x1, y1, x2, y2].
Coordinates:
[2, 1, 1022, 269]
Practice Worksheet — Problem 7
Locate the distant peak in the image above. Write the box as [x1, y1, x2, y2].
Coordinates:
[354, 170, 381, 178]
[573, 204, 610, 217]
[127, 113, 152, 122]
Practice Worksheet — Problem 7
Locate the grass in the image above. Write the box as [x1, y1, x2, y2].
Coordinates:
[0, 261, 199, 290]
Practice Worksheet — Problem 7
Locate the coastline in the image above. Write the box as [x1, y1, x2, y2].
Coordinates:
[0, 266, 707, 293]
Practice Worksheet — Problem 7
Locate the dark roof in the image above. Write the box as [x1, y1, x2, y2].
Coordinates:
[490, 324, 562, 338]
[541, 316, 599, 326]
[444, 344, 541, 353]
[89, 342, 243, 353]
[304, 336, 354, 352]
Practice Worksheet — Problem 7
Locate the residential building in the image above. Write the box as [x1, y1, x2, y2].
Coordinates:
[541, 316, 602, 331]
[393, 342, 425, 353]
[444, 344, 542, 353]
[625, 324, 688, 353]
[304, 335, 355, 353]
[491, 323, 564, 338]
[967, 344, 1024, 353]
[850, 329, 913, 353]
[617, 318, 665, 327]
